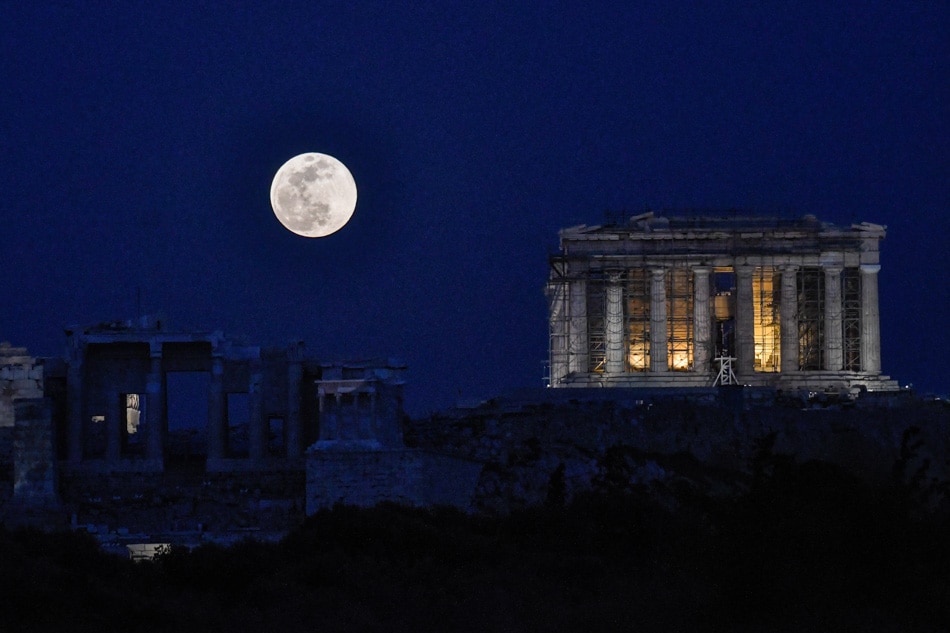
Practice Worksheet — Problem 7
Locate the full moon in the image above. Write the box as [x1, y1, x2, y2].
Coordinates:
[270, 152, 357, 238]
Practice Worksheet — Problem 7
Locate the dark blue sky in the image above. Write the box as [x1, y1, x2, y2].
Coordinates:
[2, 3, 947, 413]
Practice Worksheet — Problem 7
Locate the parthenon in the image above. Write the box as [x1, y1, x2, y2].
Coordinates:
[547, 212, 898, 392]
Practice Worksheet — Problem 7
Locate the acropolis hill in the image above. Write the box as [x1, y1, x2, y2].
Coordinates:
[1, 213, 948, 549]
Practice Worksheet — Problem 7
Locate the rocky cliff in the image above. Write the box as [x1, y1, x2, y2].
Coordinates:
[407, 387, 950, 515]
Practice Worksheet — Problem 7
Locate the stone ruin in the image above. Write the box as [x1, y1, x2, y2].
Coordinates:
[0, 319, 481, 542]
[548, 213, 899, 393]
[1, 342, 58, 521]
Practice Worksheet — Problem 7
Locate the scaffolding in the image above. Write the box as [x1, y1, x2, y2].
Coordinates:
[712, 356, 738, 386]
[587, 273, 607, 373]
[546, 257, 570, 387]
[666, 267, 694, 371]
[625, 269, 650, 371]
[842, 268, 862, 371]
[798, 267, 824, 370]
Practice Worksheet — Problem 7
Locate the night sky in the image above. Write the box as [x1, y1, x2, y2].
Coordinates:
[2, 3, 947, 414]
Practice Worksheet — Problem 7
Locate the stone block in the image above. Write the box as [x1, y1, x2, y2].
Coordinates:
[13, 398, 59, 507]
[10, 379, 43, 397]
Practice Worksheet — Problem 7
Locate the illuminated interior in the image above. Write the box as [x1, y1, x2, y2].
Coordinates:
[625, 269, 650, 371]
[126, 393, 141, 435]
[122, 393, 146, 456]
[582, 265, 794, 375]
[752, 267, 781, 372]
[713, 268, 736, 358]
[666, 268, 693, 371]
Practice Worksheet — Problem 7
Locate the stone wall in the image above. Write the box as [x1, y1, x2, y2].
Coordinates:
[0, 342, 43, 429]
[59, 469, 305, 534]
[306, 444, 482, 514]
[13, 399, 58, 506]
[1, 343, 47, 514]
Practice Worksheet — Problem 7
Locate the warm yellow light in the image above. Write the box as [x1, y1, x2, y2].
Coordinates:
[627, 342, 649, 370]
[752, 268, 781, 372]
[671, 352, 690, 370]
[714, 293, 733, 319]
[666, 269, 694, 372]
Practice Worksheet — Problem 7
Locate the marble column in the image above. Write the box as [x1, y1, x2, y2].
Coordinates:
[823, 266, 844, 371]
[650, 268, 668, 372]
[145, 347, 164, 464]
[66, 355, 84, 463]
[208, 356, 225, 460]
[692, 267, 712, 375]
[286, 349, 303, 457]
[860, 264, 882, 373]
[248, 360, 264, 460]
[605, 272, 625, 375]
[568, 279, 589, 374]
[735, 266, 755, 376]
[780, 265, 800, 373]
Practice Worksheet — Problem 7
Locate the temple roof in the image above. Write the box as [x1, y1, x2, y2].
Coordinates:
[560, 211, 886, 240]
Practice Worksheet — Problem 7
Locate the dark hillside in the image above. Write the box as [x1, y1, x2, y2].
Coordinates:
[2, 460, 947, 632]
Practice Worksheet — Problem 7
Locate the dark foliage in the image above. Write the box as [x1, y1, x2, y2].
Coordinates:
[2, 464, 948, 632]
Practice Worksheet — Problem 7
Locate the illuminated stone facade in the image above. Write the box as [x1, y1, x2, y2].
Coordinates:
[547, 213, 898, 392]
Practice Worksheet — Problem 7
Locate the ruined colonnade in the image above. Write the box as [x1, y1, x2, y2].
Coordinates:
[63, 327, 308, 471]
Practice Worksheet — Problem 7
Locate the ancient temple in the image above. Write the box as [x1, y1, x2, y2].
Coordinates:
[52, 317, 406, 473]
[1, 318, 480, 533]
[547, 212, 898, 392]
